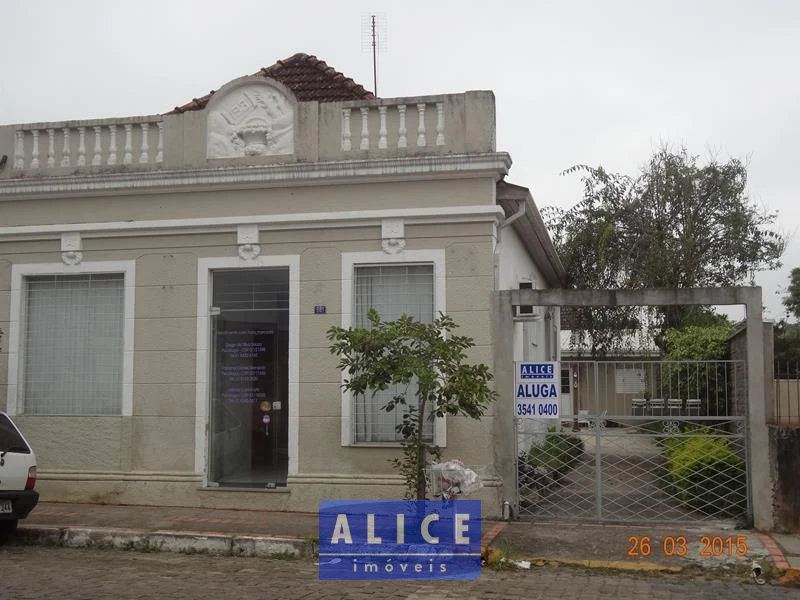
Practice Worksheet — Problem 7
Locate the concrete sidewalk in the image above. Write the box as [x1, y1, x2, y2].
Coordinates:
[25, 502, 320, 538]
[492, 521, 771, 573]
[15, 502, 321, 558]
[10, 501, 800, 585]
[769, 534, 800, 570]
[13, 502, 505, 559]
[491, 520, 800, 588]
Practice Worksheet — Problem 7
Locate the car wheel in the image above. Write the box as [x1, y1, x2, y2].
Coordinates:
[0, 519, 19, 544]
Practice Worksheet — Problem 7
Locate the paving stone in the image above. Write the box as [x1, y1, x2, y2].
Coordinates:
[0, 546, 796, 599]
[773, 534, 800, 555]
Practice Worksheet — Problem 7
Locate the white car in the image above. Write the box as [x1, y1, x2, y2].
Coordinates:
[0, 412, 38, 540]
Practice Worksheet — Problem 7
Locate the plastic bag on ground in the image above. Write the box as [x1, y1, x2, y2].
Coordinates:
[430, 460, 482, 496]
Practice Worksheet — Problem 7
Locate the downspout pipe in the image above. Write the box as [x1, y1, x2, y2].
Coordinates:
[492, 197, 526, 519]
[493, 198, 526, 290]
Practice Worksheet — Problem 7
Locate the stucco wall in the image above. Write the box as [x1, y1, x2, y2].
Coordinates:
[728, 322, 774, 419]
[497, 225, 558, 443]
[497, 226, 543, 291]
[0, 196, 509, 511]
[0, 178, 496, 227]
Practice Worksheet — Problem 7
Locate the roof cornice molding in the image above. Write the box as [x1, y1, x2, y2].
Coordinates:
[0, 153, 511, 200]
[496, 179, 567, 288]
[0, 204, 505, 241]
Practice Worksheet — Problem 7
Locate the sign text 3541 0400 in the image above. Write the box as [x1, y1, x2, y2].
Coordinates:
[515, 361, 560, 419]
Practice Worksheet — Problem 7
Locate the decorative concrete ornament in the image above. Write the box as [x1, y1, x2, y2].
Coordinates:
[61, 232, 83, 266]
[238, 243, 261, 260]
[381, 218, 406, 254]
[207, 79, 295, 159]
[237, 223, 261, 260]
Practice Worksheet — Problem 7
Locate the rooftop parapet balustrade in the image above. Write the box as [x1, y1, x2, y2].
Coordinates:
[7, 116, 163, 176]
[0, 79, 496, 181]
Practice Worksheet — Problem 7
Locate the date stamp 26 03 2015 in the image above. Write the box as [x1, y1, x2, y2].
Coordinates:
[627, 535, 749, 558]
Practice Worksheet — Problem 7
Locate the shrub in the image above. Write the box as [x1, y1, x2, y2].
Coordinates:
[659, 424, 711, 451]
[664, 436, 746, 516]
[527, 432, 585, 478]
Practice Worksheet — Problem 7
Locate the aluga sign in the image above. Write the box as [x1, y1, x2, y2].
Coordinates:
[515, 361, 560, 418]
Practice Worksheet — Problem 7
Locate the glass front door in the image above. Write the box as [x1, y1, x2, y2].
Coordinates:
[208, 268, 289, 487]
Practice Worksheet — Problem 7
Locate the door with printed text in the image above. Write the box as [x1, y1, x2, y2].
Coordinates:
[208, 268, 289, 487]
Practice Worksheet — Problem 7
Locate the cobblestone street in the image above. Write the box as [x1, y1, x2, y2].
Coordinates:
[1, 547, 797, 599]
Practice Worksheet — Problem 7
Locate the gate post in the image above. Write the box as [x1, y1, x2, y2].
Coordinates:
[745, 287, 773, 530]
[492, 291, 517, 517]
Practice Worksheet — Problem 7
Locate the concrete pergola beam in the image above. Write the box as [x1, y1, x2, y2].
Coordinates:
[509, 287, 760, 308]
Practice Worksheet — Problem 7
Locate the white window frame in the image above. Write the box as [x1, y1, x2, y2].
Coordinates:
[340, 250, 447, 447]
[7, 261, 136, 417]
[195, 255, 300, 482]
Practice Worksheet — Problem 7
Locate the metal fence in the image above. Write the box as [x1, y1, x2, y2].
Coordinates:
[515, 416, 749, 525]
[515, 360, 750, 525]
[559, 360, 745, 419]
[773, 360, 800, 426]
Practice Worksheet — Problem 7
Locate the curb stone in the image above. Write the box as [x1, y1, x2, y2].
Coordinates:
[12, 525, 310, 558]
[757, 533, 791, 570]
[477, 522, 679, 574]
[480, 521, 508, 566]
[522, 557, 682, 573]
[758, 532, 800, 587]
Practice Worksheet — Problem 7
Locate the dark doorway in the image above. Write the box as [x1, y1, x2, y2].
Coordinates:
[208, 268, 289, 487]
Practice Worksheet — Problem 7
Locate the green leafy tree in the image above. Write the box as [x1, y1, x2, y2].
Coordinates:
[782, 267, 800, 320]
[327, 310, 497, 500]
[773, 269, 800, 377]
[774, 320, 800, 378]
[663, 323, 733, 413]
[773, 320, 800, 374]
[663, 324, 733, 362]
[544, 146, 785, 354]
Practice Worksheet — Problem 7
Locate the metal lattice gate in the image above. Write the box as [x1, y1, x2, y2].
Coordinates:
[514, 361, 751, 525]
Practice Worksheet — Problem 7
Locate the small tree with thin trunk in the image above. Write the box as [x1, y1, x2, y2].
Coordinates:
[327, 310, 497, 500]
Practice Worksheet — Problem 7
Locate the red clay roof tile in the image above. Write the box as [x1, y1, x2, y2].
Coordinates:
[168, 53, 375, 114]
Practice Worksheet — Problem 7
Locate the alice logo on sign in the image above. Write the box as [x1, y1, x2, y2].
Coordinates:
[519, 363, 554, 379]
[318, 500, 481, 581]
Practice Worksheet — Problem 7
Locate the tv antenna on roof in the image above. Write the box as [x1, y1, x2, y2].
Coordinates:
[361, 13, 387, 96]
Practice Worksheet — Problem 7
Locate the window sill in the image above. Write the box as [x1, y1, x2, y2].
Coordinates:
[347, 442, 436, 448]
[13, 413, 124, 417]
[198, 486, 291, 494]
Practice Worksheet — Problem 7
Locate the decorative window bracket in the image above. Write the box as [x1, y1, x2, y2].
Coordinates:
[237, 224, 261, 260]
[381, 218, 405, 254]
[61, 232, 82, 265]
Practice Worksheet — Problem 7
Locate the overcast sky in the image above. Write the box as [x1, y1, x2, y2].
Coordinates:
[2, 1, 797, 319]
